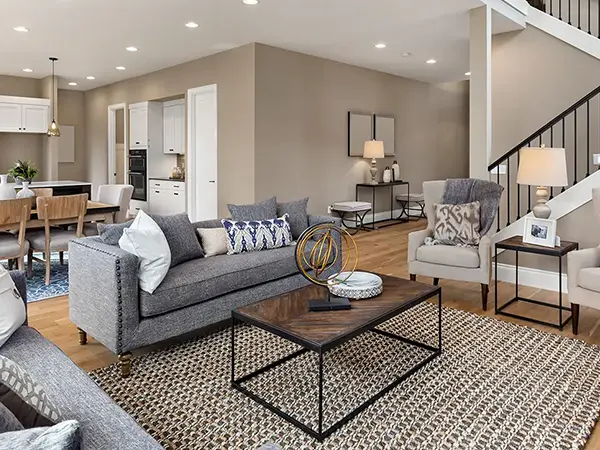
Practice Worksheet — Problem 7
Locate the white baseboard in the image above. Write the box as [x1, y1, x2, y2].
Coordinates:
[494, 262, 568, 293]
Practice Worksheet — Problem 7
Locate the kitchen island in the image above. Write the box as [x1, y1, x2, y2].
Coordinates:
[12, 181, 92, 197]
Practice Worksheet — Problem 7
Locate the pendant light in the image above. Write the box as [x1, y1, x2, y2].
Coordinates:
[47, 57, 60, 137]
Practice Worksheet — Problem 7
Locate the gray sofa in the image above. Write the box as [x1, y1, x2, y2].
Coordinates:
[68, 215, 341, 377]
[0, 272, 162, 449]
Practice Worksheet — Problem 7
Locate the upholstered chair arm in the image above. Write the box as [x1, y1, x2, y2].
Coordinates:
[568, 247, 600, 293]
[408, 229, 433, 262]
[478, 236, 492, 283]
[68, 237, 140, 355]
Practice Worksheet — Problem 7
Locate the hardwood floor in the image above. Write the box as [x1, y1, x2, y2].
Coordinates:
[27, 219, 600, 448]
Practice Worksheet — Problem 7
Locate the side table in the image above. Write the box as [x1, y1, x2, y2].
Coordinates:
[355, 181, 410, 230]
[494, 236, 579, 330]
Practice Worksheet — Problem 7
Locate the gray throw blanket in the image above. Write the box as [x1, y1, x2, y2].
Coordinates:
[441, 178, 504, 236]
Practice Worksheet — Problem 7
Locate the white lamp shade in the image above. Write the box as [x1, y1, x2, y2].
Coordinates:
[363, 140, 385, 159]
[516, 147, 568, 187]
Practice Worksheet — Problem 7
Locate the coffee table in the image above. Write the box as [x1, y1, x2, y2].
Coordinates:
[231, 274, 442, 441]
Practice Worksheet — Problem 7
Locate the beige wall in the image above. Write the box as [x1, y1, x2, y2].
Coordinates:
[58, 89, 86, 180]
[0, 75, 45, 179]
[84, 44, 255, 215]
[492, 26, 600, 160]
[254, 44, 469, 215]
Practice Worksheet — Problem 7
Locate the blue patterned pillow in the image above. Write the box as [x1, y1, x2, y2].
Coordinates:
[222, 214, 293, 255]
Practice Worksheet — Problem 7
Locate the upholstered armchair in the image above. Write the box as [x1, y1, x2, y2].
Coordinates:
[408, 180, 492, 310]
[567, 187, 600, 335]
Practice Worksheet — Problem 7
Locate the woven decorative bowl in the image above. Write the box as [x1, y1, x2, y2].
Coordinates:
[327, 271, 383, 300]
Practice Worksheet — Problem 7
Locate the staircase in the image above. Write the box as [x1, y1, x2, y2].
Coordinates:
[527, 0, 600, 36]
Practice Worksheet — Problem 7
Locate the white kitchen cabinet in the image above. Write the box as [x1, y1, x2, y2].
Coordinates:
[129, 105, 148, 149]
[0, 97, 50, 134]
[163, 101, 185, 154]
[22, 105, 49, 133]
[149, 180, 186, 215]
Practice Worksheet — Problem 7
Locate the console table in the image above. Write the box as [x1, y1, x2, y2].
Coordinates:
[494, 236, 579, 330]
[356, 181, 410, 229]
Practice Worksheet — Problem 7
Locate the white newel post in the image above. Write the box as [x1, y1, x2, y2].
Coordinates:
[469, 6, 492, 181]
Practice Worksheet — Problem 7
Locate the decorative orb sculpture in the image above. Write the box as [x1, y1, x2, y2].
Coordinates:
[295, 223, 358, 287]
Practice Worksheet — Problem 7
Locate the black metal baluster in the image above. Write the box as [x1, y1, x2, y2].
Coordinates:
[506, 156, 511, 227]
[578, 0, 582, 29]
[559, 0, 562, 19]
[588, 0, 591, 33]
[587, 100, 590, 176]
[550, 0, 553, 15]
[517, 150, 521, 220]
[569, 0, 572, 24]
[562, 117, 566, 193]
[528, 142, 532, 213]
[497, 169, 501, 232]
[550, 126, 554, 199]
[574, 109, 578, 187]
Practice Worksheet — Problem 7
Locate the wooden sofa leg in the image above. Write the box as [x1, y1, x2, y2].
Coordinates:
[572, 304, 580, 335]
[481, 284, 489, 311]
[433, 278, 439, 286]
[410, 274, 416, 281]
[78, 328, 87, 345]
[118, 352, 132, 378]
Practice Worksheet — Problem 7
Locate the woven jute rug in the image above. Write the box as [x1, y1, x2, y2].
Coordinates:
[90, 303, 600, 449]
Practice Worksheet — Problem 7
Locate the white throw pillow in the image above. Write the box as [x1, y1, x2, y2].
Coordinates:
[0, 266, 26, 348]
[196, 228, 228, 257]
[119, 210, 171, 294]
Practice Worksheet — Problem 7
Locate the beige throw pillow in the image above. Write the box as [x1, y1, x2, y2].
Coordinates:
[433, 201, 481, 246]
[196, 228, 228, 257]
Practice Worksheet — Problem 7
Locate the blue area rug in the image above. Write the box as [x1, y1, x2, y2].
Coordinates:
[2, 253, 69, 303]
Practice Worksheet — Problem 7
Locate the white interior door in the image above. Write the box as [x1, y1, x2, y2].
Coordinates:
[187, 85, 218, 221]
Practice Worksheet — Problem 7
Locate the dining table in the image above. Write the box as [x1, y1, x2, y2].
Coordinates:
[27, 201, 120, 228]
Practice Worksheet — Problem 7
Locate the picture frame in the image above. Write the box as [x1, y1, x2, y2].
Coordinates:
[523, 217, 557, 248]
[347, 112, 374, 157]
[374, 114, 396, 156]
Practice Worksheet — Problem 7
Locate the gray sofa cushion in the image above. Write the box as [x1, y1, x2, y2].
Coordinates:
[228, 197, 277, 221]
[97, 221, 132, 245]
[277, 198, 309, 239]
[150, 213, 204, 267]
[0, 401, 23, 433]
[139, 245, 300, 318]
[0, 327, 161, 450]
[0, 420, 80, 450]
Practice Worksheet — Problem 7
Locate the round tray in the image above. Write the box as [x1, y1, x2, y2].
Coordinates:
[328, 271, 383, 300]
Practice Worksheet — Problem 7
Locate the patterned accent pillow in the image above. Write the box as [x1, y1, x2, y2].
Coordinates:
[0, 355, 61, 428]
[432, 201, 481, 246]
[222, 214, 293, 255]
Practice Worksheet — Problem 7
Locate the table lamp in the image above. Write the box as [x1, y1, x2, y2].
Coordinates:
[363, 140, 385, 184]
[516, 147, 568, 219]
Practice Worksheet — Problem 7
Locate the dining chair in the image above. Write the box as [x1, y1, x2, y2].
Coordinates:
[27, 194, 88, 285]
[0, 198, 32, 271]
[83, 184, 134, 236]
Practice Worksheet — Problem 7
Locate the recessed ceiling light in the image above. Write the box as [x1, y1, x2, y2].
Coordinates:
[14, 26, 29, 32]
[68, 82, 77, 86]
[126, 46, 138, 52]
[375, 43, 387, 49]
[116, 66, 126, 70]
[22, 68, 33, 73]
[243, 0, 259, 4]
[465, 71, 471, 76]
[185, 21, 199, 28]
[401, 52, 412, 57]
[86, 76, 95, 80]
[426, 59, 437, 64]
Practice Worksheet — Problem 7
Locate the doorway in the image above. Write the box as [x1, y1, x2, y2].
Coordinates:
[108, 103, 127, 185]
[187, 85, 218, 221]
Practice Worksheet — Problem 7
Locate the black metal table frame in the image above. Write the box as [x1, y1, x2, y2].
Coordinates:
[355, 181, 410, 230]
[332, 209, 372, 235]
[231, 289, 442, 442]
[494, 242, 579, 330]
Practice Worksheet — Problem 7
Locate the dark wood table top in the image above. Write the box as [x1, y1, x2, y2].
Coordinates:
[496, 235, 578, 256]
[356, 181, 409, 188]
[233, 274, 440, 352]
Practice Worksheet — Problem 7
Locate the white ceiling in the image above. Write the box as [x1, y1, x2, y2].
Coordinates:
[1, 0, 522, 91]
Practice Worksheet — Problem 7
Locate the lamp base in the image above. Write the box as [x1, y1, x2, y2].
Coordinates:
[369, 158, 378, 184]
[532, 186, 551, 219]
